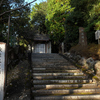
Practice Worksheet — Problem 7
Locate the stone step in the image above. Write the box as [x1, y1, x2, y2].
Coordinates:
[33, 56, 67, 61]
[32, 53, 99, 100]
[33, 80, 92, 84]
[32, 53, 59, 56]
[32, 59, 67, 61]
[33, 84, 97, 89]
[33, 56, 66, 61]
[32, 63, 70, 66]
[33, 73, 84, 76]
[32, 88, 100, 95]
[34, 95, 100, 100]
[55, 63, 69, 65]
[33, 68, 78, 71]
[32, 58, 65, 60]
[32, 55, 62, 57]
[32, 64, 54, 66]
[32, 61, 68, 63]
[32, 66, 77, 69]
[32, 56, 63, 58]
[33, 76, 88, 80]
[33, 69, 81, 73]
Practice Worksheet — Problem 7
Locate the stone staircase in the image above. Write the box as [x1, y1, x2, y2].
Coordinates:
[32, 53, 100, 100]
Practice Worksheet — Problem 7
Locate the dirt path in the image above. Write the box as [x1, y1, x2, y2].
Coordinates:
[4, 59, 32, 100]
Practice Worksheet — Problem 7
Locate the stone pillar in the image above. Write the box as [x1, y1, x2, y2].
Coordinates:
[62, 42, 64, 54]
[79, 27, 87, 46]
[45, 43, 47, 53]
[0, 42, 6, 100]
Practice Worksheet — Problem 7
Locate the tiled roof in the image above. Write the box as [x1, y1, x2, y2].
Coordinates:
[34, 34, 50, 41]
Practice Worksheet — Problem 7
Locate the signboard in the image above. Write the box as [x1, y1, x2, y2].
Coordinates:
[95, 30, 100, 40]
[0, 43, 6, 100]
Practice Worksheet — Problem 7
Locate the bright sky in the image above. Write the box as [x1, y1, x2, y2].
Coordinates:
[25, 0, 47, 6]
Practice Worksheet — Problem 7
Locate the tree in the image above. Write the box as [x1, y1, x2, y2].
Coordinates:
[85, 0, 100, 43]
[30, 2, 47, 34]
[0, 0, 10, 41]
[0, 0, 36, 45]
[45, 0, 73, 44]
[65, 0, 99, 45]
[0, 0, 37, 17]
[10, 6, 31, 46]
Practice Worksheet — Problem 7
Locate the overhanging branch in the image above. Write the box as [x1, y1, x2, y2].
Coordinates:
[0, 0, 3, 7]
[0, 0, 37, 17]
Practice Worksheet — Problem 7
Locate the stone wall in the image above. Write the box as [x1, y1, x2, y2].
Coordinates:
[63, 52, 100, 77]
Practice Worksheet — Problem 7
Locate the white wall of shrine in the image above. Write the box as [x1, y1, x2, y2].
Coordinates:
[32, 42, 51, 53]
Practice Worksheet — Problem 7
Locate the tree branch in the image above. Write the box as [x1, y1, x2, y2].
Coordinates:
[0, 0, 37, 17]
[0, 0, 3, 7]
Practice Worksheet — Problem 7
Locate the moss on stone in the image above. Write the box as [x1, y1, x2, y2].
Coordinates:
[92, 76, 99, 81]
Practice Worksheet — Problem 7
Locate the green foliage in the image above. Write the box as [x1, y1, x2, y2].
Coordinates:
[65, 13, 79, 45]
[87, 1, 100, 30]
[84, 0, 100, 43]
[1, 0, 100, 48]
[0, 0, 10, 41]
[30, 2, 47, 34]
[45, 0, 73, 44]
[0, 0, 32, 47]
[10, 1, 31, 46]
[65, 0, 99, 45]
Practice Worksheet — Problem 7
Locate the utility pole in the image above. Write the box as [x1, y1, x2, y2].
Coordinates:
[7, 15, 10, 66]
[7, 15, 10, 47]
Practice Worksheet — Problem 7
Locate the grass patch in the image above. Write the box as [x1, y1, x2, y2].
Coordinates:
[92, 76, 100, 81]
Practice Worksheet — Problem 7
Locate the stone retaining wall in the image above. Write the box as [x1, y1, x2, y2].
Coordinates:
[62, 52, 100, 84]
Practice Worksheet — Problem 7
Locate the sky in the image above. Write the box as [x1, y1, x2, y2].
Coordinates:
[25, 0, 47, 10]
[25, 0, 47, 5]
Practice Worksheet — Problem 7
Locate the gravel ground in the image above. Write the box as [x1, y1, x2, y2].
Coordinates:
[4, 59, 32, 100]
